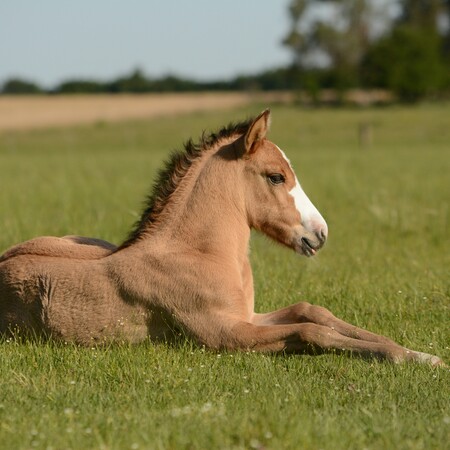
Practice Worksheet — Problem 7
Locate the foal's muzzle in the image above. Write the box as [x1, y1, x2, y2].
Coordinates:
[296, 226, 327, 257]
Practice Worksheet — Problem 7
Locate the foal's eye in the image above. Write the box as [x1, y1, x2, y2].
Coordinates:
[268, 173, 285, 185]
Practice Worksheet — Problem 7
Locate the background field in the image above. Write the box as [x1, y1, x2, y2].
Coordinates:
[0, 102, 449, 450]
[0, 92, 292, 132]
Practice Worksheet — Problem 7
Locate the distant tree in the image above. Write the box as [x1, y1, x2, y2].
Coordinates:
[398, 0, 443, 29]
[400, 0, 450, 90]
[396, 1, 450, 57]
[445, 1, 450, 89]
[55, 79, 107, 94]
[362, 0, 450, 99]
[108, 69, 153, 93]
[282, 0, 311, 70]
[362, 25, 446, 101]
[282, 0, 386, 100]
[2, 78, 42, 94]
[153, 75, 201, 92]
[283, 0, 450, 101]
[314, 0, 374, 92]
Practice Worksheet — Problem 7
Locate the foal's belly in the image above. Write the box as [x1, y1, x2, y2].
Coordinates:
[46, 303, 177, 346]
[46, 303, 151, 345]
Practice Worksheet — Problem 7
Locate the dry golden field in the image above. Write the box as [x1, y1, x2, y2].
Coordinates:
[0, 92, 293, 132]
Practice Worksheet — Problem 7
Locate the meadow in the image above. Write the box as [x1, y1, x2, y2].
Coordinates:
[0, 103, 449, 450]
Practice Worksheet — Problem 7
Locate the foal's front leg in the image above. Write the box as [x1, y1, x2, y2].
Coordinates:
[253, 301, 395, 344]
[228, 321, 424, 364]
[251, 302, 444, 366]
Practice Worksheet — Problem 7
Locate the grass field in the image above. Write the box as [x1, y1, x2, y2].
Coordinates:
[0, 103, 449, 450]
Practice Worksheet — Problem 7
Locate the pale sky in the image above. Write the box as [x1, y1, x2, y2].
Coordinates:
[0, 0, 292, 88]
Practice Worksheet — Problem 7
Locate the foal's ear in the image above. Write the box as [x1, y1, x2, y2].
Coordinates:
[244, 109, 271, 155]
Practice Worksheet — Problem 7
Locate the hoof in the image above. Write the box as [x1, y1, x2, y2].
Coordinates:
[414, 351, 446, 367]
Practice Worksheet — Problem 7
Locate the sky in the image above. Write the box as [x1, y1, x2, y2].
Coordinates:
[0, 0, 292, 88]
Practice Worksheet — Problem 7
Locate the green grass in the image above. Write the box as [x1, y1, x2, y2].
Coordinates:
[0, 104, 449, 450]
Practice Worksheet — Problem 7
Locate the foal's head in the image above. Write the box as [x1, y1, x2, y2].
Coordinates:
[239, 110, 327, 256]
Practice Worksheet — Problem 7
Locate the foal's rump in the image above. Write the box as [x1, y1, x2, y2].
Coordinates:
[0, 252, 148, 344]
[0, 236, 119, 340]
[0, 235, 116, 262]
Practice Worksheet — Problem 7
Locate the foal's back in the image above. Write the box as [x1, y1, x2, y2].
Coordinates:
[0, 235, 116, 263]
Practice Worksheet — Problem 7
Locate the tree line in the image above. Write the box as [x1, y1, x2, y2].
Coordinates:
[2, 0, 449, 102]
[0, 68, 309, 96]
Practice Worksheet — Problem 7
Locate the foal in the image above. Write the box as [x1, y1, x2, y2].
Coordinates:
[0, 110, 444, 365]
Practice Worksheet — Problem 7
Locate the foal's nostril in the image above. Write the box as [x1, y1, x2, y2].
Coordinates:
[316, 227, 327, 245]
[309, 220, 328, 245]
[320, 228, 327, 242]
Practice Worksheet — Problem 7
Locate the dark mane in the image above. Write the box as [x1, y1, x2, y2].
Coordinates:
[119, 116, 254, 248]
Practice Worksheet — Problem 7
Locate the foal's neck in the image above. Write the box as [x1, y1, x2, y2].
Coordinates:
[140, 140, 250, 266]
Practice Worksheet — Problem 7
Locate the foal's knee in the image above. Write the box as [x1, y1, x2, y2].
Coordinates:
[293, 302, 335, 324]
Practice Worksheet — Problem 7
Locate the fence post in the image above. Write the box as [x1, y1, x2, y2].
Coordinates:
[358, 122, 372, 149]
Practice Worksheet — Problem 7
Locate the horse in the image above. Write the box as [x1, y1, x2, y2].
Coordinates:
[0, 110, 444, 365]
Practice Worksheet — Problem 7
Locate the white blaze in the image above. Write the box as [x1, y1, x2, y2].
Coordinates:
[276, 146, 327, 235]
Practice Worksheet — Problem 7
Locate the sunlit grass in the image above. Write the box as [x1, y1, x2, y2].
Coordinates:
[0, 104, 449, 450]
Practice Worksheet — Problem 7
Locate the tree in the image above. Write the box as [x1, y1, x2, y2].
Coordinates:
[362, 25, 446, 101]
[2, 78, 42, 94]
[108, 69, 153, 93]
[398, 0, 444, 29]
[282, 0, 383, 97]
[362, 0, 449, 99]
[282, 0, 311, 70]
[55, 79, 107, 94]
